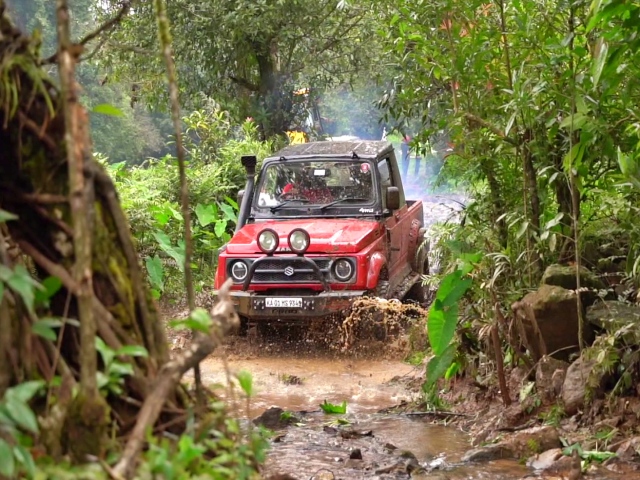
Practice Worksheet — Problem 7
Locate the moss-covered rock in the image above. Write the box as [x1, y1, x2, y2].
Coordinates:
[541, 264, 605, 291]
[587, 300, 640, 345]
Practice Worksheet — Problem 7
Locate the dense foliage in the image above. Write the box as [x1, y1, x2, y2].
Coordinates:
[108, 108, 273, 299]
[379, 0, 640, 403]
[3, 0, 640, 476]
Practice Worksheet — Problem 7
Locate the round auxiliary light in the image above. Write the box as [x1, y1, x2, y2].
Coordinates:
[332, 258, 354, 282]
[257, 228, 279, 254]
[288, 228, 310, 254]
[230, 260, 248, 282]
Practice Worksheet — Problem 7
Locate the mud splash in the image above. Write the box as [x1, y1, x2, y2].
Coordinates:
[197, 349, 422, 417]
[339, 298, 428, 353]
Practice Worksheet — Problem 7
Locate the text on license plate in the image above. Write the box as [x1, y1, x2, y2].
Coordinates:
[265, 297, 302, 308]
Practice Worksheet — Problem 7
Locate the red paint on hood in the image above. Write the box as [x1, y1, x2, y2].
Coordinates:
[227, 219, 382, 254]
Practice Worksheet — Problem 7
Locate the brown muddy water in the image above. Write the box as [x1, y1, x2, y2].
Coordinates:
[191, 338, 531, 479]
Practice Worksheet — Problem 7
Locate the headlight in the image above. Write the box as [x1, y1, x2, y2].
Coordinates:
[230, 261, 248, 282]
[257, 229, 279, 254]
[332, 258, 354, 282]
[288, 228, 310, 254]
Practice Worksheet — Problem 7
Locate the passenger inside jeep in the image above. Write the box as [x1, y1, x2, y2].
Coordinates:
[281, 168, 333, 203]
[254, 160, 375, 210]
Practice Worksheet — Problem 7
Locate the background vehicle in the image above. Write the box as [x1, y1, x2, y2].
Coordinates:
[213, 141, 429, 330]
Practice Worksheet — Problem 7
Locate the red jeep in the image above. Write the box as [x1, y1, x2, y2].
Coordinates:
[213, 141, 429, 329]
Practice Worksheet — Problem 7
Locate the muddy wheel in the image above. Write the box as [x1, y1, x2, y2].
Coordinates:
[373, 279, 390, 299]
[237, 315, 249, 336]
[407, 240, 430, 305]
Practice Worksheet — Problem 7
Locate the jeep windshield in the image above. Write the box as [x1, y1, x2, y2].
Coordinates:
[253, 160, 375, 215]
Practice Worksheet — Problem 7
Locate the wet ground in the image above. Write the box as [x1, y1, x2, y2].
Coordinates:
[193, 336, 531, 479]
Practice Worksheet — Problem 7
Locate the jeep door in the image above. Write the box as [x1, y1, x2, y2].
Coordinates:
[378, 157, 409, 280]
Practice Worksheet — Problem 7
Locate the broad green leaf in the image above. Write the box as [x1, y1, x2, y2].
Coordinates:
[6, 398, 39, 433]
[169, 318, 209, 333]
[145, 255, 164, 291]
[440, 277, 472, 308]
[0, 209, 18, 223]
[96, 371, 110, 390]
[0, 265, 13, 282]
[5, 380, 45, 403]
[580, 450, 616, 462]
[544, 213, 565, 230]
[34, 276, 62, 306]
[151, 206, 171, 227]
[516, 220, 529, 239]
[13, 443, 35, 477]
[0, 438, 14, 478]
[428, 301, 459, 355]
[108, 361, 134, 377]
[95, 337, 115, 367]
[224, 196, 238, 209]
[177, 435, 206, 464]
[214, 220, 227, 238]
[519, 381, 535, 401]
[117, 345, 149, 357]
[169, 308, 212, 333]
[168, 206, 183, 222]
[559, 112, 588, 130]
[7, 265, 41, 312]
[434, 269, 462, 301]
[190, 308, 212, 329]
[195, 203, 217, 227]
[425, 343, 457, 389]
[219, 202, 237, 222]
[444, 361, 460, 380]
[153, 231, 185, 273]
[31, 321, 57, 341]
[592, 38, 608, 87]
[319, 400, 347, 414]
[92, 103, 124, 117]
[236, 370, 254, 397]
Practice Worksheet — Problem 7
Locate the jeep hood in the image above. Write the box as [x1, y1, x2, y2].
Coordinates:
[226, 219, 382, 254]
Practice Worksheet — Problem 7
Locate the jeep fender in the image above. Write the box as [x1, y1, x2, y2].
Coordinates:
[366, 251, 387, 289]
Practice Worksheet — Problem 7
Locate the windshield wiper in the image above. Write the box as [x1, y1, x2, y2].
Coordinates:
[270, 198, 310, 212]
[318, 197, 369, 211]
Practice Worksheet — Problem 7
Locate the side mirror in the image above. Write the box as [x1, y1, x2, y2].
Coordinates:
[237, 189, 245, 206]
[386, 186, 400, 210]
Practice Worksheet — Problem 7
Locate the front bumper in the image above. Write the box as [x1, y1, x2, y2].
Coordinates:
[215, 289, 366, 319]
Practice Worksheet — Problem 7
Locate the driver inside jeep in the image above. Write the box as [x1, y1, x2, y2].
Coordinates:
[281, 169, 333, 203]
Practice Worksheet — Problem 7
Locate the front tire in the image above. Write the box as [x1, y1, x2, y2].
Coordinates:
[407, 239, 430, 305]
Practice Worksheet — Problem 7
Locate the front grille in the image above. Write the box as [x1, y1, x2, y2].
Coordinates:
[254, 258, 330, 283]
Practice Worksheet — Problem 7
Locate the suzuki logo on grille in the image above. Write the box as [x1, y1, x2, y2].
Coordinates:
[284, 266, 295, 276]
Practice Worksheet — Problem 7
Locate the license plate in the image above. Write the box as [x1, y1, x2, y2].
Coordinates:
[265, 297, 302, 308]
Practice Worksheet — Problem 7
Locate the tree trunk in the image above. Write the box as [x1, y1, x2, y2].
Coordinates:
[0, 3, 176, 457]
[254, 39, 294, 138]
[479, 158, 508, 248]
[551, 134, 576, 263]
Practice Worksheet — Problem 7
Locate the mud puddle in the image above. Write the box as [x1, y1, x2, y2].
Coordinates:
[198, 351, 421, 417]
[193, 337, 530, 479]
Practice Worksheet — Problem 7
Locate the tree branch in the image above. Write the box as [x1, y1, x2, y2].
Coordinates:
[113, 280, 238, 478]
[229, 75, 260, 92]
[56, 0, 99, 397]
[152, 0, 204, 405]
[44, 0, 133, 64]
[463, 112, 518, 145]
